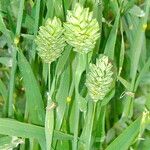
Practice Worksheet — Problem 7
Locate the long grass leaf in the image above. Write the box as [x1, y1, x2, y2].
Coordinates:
[104, 13, 120, 59]
[18, 51, 45, 125]
[106, 117, 141, 150]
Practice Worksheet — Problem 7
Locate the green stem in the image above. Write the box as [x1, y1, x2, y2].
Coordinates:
[86, 102, 96, 150]
[69, 76, 75, 97]
[73, 93, 80, 150]
[45, 63, 54, 150]
[15, 0, 25, 36]
[73, 55, 81, 150]
[48, 63, 51, 92]
[99, 106, 106, 150]
[73, 53, 87, 150]
[30, 0, 41, 60]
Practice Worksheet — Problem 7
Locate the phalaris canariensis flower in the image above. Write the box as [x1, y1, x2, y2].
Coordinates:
[35, 17, 66, 63]
[64, 3, 100, 54]
[86, 55, 114, 102]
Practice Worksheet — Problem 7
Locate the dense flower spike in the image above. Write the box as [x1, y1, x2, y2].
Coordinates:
[86, 55, 114, 102]
[64, 3, 100, 54]
[35, 17, 66, 63]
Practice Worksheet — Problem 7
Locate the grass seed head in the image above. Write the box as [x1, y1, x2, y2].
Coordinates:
[35, 17, 66, 63]
[64, 3, 100, 54]
[86, 55, 114, 102]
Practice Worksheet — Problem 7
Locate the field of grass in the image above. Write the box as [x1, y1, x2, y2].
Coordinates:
[0, 0, 150, 150]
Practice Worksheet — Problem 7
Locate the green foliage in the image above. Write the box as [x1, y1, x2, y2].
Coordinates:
[18, 51, 45, 125]
[0, 0, 150, 150]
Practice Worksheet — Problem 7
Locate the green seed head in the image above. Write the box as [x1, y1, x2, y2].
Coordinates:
[86, 55, 114, 102]
[35, 17, 66, 63]
[64, 3, 100, 54]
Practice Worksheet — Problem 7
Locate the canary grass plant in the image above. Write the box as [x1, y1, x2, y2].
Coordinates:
[0, 0, 150, 150]
[64, 3, 100, 54]
[86, 55, 114, 102]
[35, 17, 66, 63]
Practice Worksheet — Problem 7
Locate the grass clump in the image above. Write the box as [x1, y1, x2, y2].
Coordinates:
[0, 0, 150, 150]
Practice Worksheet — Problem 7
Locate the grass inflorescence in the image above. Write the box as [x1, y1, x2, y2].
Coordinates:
[0, 0, 150, 150]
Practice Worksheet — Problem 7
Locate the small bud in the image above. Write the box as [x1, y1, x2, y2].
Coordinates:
[14, 36, 20, 45]
[67, 96, 71, 103]
[86, 55, 114, 102]
[35, 17, 66, 63]
[64, 3, 100, 54]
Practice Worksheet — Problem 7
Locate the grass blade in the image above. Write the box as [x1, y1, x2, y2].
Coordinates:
[0, 79, 8, 115]
[0, 118, 74, 142]
[18, 51, 45, 125]
[106, 116, 142, 150]
[104, 13, 120, 59]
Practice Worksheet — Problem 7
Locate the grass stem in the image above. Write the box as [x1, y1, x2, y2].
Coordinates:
[8, 0, 25, 117]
